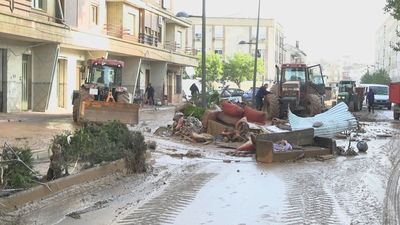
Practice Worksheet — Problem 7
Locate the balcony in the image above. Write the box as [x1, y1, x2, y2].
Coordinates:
[0, 0, 62, 24]
[138, 33, 158, 47]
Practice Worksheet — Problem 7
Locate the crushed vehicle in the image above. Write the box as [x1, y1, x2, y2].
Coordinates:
[263, 64, 326, 119]
[72, 58, 139, 124]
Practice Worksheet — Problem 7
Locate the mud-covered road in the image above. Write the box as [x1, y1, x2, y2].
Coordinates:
[12, 108, 400, 225]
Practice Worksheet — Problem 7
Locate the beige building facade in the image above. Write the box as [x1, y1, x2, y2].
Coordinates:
[375, 16, 400, 82]
[0, 0, 196, 113]
[185, 17, 284, 83]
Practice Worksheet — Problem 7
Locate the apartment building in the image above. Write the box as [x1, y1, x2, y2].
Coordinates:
[0, 0, 196, 113]
[375, 16, 400, 81]
[185, 17, 284, 83]
[284, 41, 307, 64]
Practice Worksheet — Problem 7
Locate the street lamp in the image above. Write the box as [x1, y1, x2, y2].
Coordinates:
[176, 0, 207, 108]
[238, 0, 261, 107]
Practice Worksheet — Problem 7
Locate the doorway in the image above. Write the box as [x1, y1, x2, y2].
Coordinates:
[21, 54, 32, 111]
[57, 59, 67, 108]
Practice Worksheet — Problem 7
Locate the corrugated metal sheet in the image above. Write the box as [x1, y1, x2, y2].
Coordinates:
[288, 102, 358, 138]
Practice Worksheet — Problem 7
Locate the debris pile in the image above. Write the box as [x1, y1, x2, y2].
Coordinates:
[161, 100, 362, 161]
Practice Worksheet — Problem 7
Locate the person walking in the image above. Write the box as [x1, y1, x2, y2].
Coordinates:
[367, 89, 375, 113]
[189, 83, 199, 101]
[145, 83, 155, 105]
[255, 83, 270, 110]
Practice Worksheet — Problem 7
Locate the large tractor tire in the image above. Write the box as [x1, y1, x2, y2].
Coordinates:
[270, 84, 279, 95]
[394, 111, 400, 120]
[262, 94, 280, 120]
[117, 91, 130, 103]
[354, 99, 360, 112]
[72, 97, 80, 123]
[348, 101, 355, 112]
[305, 94, 323, 116]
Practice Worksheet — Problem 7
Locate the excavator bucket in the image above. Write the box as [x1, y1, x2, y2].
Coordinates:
[79, 101, 140, 124]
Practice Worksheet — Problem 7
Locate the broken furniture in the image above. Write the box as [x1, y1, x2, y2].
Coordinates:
[256, 128, 336, 163]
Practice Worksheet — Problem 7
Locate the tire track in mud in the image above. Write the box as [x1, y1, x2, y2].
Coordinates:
[117, 173, 216, 225]
[281, 172, 340, 225]
[384, 139, 400, 225]
[384, 159, 400, 225]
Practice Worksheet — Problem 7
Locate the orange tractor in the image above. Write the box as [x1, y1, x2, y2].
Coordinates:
[72, 58, 139, 124]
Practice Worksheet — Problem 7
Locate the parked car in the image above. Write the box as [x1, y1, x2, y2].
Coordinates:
[220, 88, 244, 103]
[242, 87, 260, 103]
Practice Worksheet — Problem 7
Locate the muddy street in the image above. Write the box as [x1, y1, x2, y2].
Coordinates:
[9, 109, 400, 225]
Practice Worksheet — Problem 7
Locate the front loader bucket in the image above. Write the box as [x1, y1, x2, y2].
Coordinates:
[80, 101, 139, 124]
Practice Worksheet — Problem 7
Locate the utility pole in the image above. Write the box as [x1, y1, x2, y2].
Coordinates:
[251, 0, 261, 107]
[201, 0, 207, 108]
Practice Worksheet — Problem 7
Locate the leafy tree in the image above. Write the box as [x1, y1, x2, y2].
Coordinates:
[360, 69, 391, 85]
[195, 52, 224, 89]
[223, 53, 265, 89]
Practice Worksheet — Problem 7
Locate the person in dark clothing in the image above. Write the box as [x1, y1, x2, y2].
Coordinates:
[367, 89, 375, 113]
[189, 83, 199, 101]
[145, 83, 155, 105]
[255, 83, 271, 110]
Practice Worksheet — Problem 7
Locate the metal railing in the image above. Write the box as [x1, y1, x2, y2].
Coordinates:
[138, 33, 159, 47]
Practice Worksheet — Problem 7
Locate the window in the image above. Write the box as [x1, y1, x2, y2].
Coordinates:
[284, 68, 306, 83]
[175, 31, 182, 49]
[176, 75, 182, 94]
[251, 26, 267, 40]
[194, 25, 202, 40]
[162, 0, 171, 9]
[214, 49, 223, 55]
[127, 13, 136, 35]
[32, 0, 45, 10]
[214, 26, 223, 39]
[90, 4, 98, 25]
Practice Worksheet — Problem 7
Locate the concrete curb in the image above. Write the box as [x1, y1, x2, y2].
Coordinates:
[0, 159, 126, 213]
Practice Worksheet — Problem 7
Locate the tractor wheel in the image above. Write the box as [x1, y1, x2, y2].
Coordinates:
[262, 94, 280, 120]
[354, 99, 360, 112]
[394, 112, 400, 120]
[72, 97, 80, 123]
[348, 101, 355, 112]
[305, 94, 323, 116]
[117, 91, 130, 103]
[388, 104, 392, 110]
[270, 84, 278, 95]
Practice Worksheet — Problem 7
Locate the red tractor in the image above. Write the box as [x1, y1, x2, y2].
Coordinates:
[263, 64, 326, 119]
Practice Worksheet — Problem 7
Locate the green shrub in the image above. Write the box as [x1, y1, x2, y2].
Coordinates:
[50, 121, 147, 177]
[2, 146, 35, 189]
[183, 105, 206, 120]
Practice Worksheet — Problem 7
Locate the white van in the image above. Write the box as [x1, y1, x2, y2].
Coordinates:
[360, 84, 391, 109]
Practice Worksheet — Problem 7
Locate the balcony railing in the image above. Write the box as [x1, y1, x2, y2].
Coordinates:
[164, 41, 196, 56]
[138, 33, 159, 47]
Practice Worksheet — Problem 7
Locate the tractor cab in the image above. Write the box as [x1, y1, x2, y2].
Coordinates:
[276, 64, 325, 111]
[84, 58, 125, 101]
[86, 58, 124, 88]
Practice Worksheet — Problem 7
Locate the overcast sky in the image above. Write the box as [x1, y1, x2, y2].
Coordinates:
[174, 0, 389, 64]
